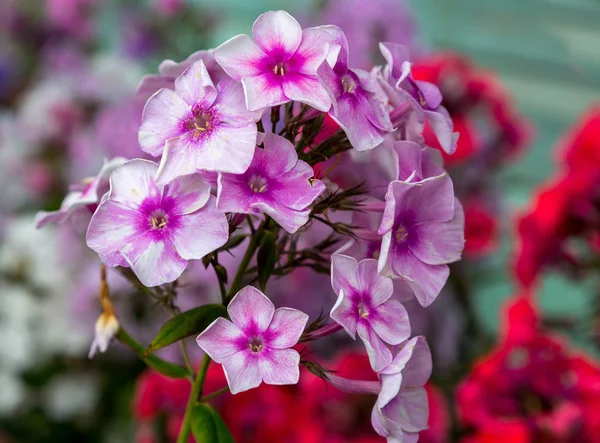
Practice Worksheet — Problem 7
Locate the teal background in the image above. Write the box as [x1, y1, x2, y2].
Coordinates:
[185, 0, 600, 336]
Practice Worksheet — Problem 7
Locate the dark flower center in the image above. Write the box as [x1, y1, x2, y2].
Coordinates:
[273, 62, 286, 76]
[150, 210, 168, 230]
[248, 175, 268, 193]
[248, 337, 263, 353]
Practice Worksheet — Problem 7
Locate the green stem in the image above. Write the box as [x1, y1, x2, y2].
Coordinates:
[177, 354, 211, 443]
[199, 386, 230, 403]
[226, 220, 266, 303]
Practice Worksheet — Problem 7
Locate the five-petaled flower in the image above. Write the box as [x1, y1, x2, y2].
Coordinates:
[330, 254, 411, 371]
[214, 10, 333, 112]
[138, 60, 262, 184]
[378, 174, 464, 307]
[217, 133, 326, 234]
[196, 286, 309, 394]
[86, 159, 229, 287]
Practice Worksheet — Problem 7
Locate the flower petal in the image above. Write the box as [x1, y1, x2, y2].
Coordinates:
[331, 254, 359, 296]
[252, 133, 297, 178]
[331, 93, 386, 152]
[425, 108, 457, 154]
[392, 141, 424, 182]
[109, 159, 162, 209]
[196, 123, 257, 174]
[398, 336, 432, 387]
[139, 89, 189, 157]
[213, 34, 265, 81]
[370, 299, 411, 345]
[330, 288, 358, 338]
[282, 73, 331, 112]
[155, 137, 200, 186]
[357, 322, 393, 372]
[221, 351, 262, 394]
[357, 258, 393, 306]
[269, 161, 325, 210]
[265, 307, 309, 349]
[162, 173, 211, 215]
[213, 76, 264, 124]
[86, 200, 139, 260]
[242, 73, 288, 111]
[196, 318, 245, 363]
[227, 286, 275, 335]
[174, 60, 217, 108]
[289, 27, 330, 75]
[410, 198, 464, 265]
[170, 196, 228, 260]
[250, 201, 310, 234]
[121, 237, 187, 287]
[216, 173, 255, 213]
[383, 387, 429, 433]
[258, 348, 301, 385]
[252, 10, 302, 59]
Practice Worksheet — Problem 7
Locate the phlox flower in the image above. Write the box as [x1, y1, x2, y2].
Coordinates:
[391, 140, 444, 182]
[196, 286, 309, 394]
[214, 10, 333, 112]
[378, 174, 464, 307]
[217, 133, 326, 234]
[138, 60, 262, 184]
[330, 254, 410, 371]
[86, 159, 228, 287]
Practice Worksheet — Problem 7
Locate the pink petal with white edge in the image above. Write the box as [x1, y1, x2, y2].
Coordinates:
[330, 289, 358, 338]
[214, 77, 263, 125]
[331, 254, 359, 296]
[86, 200, 138, 259]
[266, 307, 309, 349]
[357, 259, 393, 306]
[109, 160, 161, 208]
[221, 351, 262, 394]
[170, 196, 228, 260]
[269, 161, 325, 210]
[370, 299, 410, 345]
[251, 201, 310, 234]
[291, 27, 330, 75]
[228, 286, 275, 335]
[282, 73, 331, 112]
[357, 322, 393, 372]
[384, 387, 429, 433]
[213, 34, 265, 81]
[121, 237, 187, 287]
[252, 10, 302, 58]
[252, 133, 297, 178]
[398, 337, 432, 387]
[410, 199, 464, 265]
[138, 89, 190, 157]
[196, 317, 245, 363]
[397, 175, 455, 225]
[392, 141, 424, 181]
[216, 173, 254, 213]
[332, 94, 386, 152]
[377, 372, 403, 409]
[174, 60, 217, 108]
[258, 348, 301, 385]
[242, 73, 288, 111]
[425, 108, 457, 154]
[196, 123, 257, 173]
[155, 137, 200, 186]
[163, 174, 211, 215]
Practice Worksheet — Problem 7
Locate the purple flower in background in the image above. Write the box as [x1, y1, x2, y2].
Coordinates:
[214, 10, 332, 111]
[217, 133, 326, 234]
[378, 42, 457, 154]
[86, 160, 228, 287]
[391, 140, 445, 182]
[378, 174, 464, 307]
[138, 60, 262, 184]
[35, 157, 126, 230]
[330, 254, 410, 371]
[196, 286, 309, 394]
[137, 50, 225, 100]
[372, 336, 432, 443]
[318, 26, 393, 151]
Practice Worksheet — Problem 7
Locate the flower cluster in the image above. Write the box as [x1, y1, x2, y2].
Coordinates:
[457, 296, 600, 442]
[36, 9, 464, 442]
[516, 105, 600, 289]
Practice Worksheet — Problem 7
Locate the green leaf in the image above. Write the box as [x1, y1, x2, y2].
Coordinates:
[217, 234, 248, 253]
[213, 263, 228, 284]
[145, 304, 227, 355]
[257, 231, 277, 291]
[190, 404, 235, 443]
[116, 329, 189, 379]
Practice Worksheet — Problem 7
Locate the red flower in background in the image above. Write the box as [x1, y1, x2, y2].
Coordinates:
[515, 105, 600, 288]
[463, 199, 499, 257]
[133, 350, 450, 442]
[457, 296, 600, 442]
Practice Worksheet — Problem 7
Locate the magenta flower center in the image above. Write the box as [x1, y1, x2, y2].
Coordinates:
[248, 337, 264, 353]
[150, 210, 168, 230]
[341, 74, 357, 94]
[272, 62, 286, 76]
[248, 175, 268, 193]
[357, 302, 370, 318]
[186, 107, 215, 140]
[395, 225, 408, 243]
